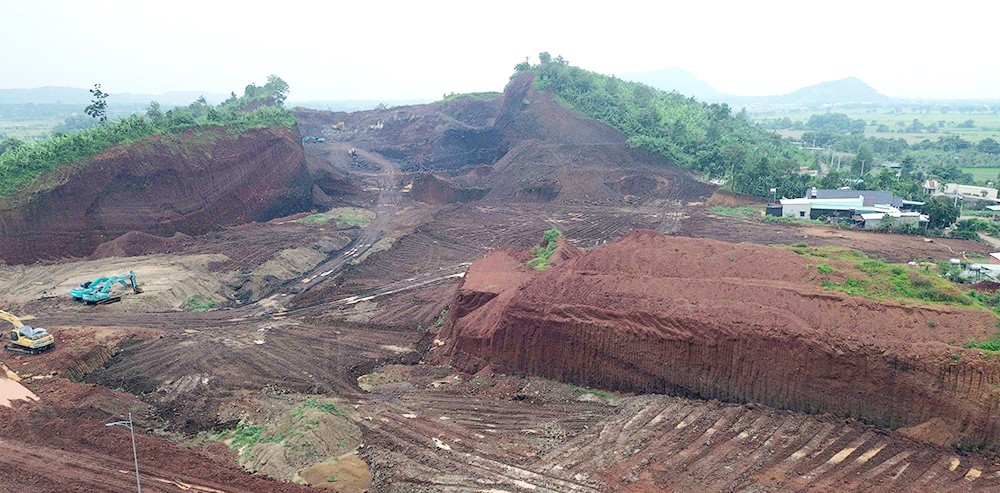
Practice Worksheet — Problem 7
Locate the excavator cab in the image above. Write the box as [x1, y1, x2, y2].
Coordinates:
[1, 310, 54, 355]
[70, 276, 109, 301]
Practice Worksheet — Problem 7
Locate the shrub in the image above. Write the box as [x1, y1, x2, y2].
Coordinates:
[526, 228, 564, 271]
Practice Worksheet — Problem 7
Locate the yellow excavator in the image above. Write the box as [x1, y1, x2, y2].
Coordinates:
[1, 310, 55, 355]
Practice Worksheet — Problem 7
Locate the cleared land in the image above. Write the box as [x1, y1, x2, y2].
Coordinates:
[2, 74, 999, 493]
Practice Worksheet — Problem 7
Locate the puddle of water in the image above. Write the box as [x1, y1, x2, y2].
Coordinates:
[0, 377, 39, 407]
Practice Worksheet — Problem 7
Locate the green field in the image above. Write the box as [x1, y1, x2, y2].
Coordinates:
[757, 109, 1000, 143]
[962, 167, 1000, 182]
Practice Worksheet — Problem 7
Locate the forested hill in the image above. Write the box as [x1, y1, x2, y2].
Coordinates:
[516, 55, 812, 198]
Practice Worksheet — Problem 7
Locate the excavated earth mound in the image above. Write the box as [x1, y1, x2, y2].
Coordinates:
[437, 230, 1000, 451]
[90, 231, 196, 259]
[407, 173, 487, 205]
[0, 126, 313, 264]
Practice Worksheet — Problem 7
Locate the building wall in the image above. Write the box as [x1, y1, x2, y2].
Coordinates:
[944, 183, 999, 200]
[782, 203, 810, 218]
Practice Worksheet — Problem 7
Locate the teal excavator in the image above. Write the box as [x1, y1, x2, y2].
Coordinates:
[71, 272, 142, 305]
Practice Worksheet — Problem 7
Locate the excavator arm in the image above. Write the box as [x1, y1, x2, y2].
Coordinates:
[0, 310, 23, 329]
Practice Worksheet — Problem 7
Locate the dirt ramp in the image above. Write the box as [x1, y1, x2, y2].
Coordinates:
[0, 126, 313, 264]
[437, 230, 1000, 451]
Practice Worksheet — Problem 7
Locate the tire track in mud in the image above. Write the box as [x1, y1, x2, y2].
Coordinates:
[528, 396, 1000, 492]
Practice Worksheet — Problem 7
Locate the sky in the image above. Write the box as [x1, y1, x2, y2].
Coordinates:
[3, 0, 1000, 101]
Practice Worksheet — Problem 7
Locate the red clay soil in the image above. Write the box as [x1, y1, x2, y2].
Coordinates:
[436, 230, 1000, 451]
[407, 173, 487, 205]
[705, 189, 768, 207]
[0, 126, 313, 264]
[0, 327, 313, 493]
[90, 231, 197, 259]
[0, 380, 314, 493]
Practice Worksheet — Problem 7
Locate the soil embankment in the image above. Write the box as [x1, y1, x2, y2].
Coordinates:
[437, 230, 1000, 451]
[0, 126, 313, 264]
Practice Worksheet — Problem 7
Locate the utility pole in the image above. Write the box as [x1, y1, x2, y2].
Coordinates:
[860, 160, 866, 176]
[106, 413, 142, 493]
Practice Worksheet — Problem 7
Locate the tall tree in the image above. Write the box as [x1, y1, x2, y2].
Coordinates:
[924, 196, 960, 229]
[264, 75, 289, 106]
[85, 84, 109, 124]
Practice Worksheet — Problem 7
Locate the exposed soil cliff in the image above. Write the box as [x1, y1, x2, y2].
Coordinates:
[437, 230, 1000, 451]
[0, 126, 313, 264]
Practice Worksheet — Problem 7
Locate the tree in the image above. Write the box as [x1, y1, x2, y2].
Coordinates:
[85, 84, 109, 124]
[538, 52, 552, 65]
[51, 115, 97, 135]
[853, 143, 873, 174]
[977, 137, 1000, 154]
[146, 101, 163, 121]
[514, 58, 531, 73]
[0, 137, 24, 155]
[924, 196, 960, 229]
[264, 75, 289, 106]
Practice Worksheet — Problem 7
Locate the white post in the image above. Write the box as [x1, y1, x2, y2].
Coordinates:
[107, 415, 142, 493]
[129, 413, 142, 493]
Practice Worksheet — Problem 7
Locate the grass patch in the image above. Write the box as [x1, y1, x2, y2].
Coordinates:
[962, 167, 1000, 182]
[183, 295, 217, 312]
[708, 206, 759, 219]
[212, 423, 264, 456]
[526, 228, 563, 271]
[571, 385, 621, 403]
[794, 245, 1000, 353]
[792, 245, 975, 306]
[440, 91, 501, 102]
[294, 207, 374, 229]
[292, 397, 344, 418]
[433, 308, 448, 328]
[763, 215, 814, 226]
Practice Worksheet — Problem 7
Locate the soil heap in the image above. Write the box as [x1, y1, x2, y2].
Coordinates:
[437, 230, 1000, 451]
[0, 126, 313, 264]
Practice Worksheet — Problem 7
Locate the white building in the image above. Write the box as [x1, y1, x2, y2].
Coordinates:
[943, 183, 999, 200]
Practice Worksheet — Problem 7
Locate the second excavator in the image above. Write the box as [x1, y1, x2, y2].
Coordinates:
[72, 271, 142, 305]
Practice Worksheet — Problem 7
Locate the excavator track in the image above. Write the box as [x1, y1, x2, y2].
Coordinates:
[4, 343, 54, 355]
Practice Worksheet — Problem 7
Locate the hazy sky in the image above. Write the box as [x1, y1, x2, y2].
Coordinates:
[3, 0, 999, 101]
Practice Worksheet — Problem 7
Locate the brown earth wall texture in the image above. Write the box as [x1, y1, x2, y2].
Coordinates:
[438, 230, 1000, 450]
[0, 126, 313, 264]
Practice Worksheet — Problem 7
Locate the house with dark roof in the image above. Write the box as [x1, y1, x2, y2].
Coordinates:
[767, 188, 927, 229]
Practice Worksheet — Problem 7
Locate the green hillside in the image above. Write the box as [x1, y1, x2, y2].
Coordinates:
[0, 76, 294, 200]
[519, 55, 811, 197]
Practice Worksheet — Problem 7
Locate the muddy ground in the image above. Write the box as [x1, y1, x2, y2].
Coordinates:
[2, 77, 999, 492]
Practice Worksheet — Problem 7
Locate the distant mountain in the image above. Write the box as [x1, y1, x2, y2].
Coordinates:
[763, 77, 890, 107]
[617, 69, 891, 109]
[0, 86, 227, 106]
[620, 68, 725, 102]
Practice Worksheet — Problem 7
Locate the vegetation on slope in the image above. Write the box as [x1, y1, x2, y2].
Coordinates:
[793, 244, 1000, 352]
[526, 228, 563, 271]
[294, 207, 375, 229]
[440, 91, 501, 102]
[0, 76, 295, 200]
[516, 54, 812, 198]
